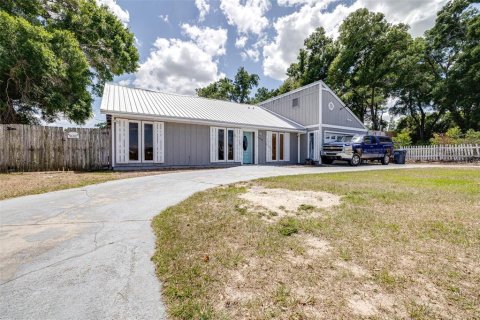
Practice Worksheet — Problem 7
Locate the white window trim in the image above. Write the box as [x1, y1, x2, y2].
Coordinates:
[115, 119, 164, 165]
[211, 126, 240, 163]
[267, 131, 290, 162]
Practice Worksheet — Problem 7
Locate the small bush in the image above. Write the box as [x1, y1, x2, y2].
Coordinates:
[298, 204, 316, 212]
[277, 218, 299, 236]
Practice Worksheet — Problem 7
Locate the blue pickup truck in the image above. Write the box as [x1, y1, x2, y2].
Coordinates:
[321, 135, 394, 166]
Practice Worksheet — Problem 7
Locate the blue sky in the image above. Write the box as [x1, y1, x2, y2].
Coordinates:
[68, 0, 453, 127]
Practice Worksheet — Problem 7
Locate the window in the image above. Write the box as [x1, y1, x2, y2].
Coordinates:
[227, 129, 234, 161]
[352, 135, 363, 143]
[143, 123, 154, 161]
[212, 127, 238, 162]
[292, 98, 299, 107]
[309, 132, 315, 159]
[279, 133, 284, 160]
[117, 120, 163, 164]
[378, 136, 392, 143]
[272, 133, 277, 160]
[218, 129, 225, 161]
[129, 122, 139, 161]
[268, 131, 289, 162]
[364, 136, 375, 144]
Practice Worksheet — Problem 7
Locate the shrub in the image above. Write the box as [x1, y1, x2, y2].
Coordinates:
[393, 129, 412, 147]
[277, 218, 299, 236]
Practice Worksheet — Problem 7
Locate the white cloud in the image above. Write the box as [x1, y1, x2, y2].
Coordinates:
[235, 36, 248, 48]
[241, 48, 260, 62]
[159, 14, 169, 23]
[181, 24, 228, 56]
[277, 0, 329, 6]
[195, 0, 210, 21]
[96, 0, 130, 24]
[118, 79, 132, 86]
[133, 25, 228, 95]
[220, 0, 271, 35]
[263, 0, 448, 80]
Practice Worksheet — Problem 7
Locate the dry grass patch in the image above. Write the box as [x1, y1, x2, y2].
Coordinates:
[152, 168, 480, 319]
[0, 170, 180, 200]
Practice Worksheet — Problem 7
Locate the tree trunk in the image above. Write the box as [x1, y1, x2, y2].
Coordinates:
[0, 100, 17, 124]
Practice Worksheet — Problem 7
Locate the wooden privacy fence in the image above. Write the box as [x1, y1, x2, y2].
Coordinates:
[0, 124, 110, 172]
[403, 144, 480, 162]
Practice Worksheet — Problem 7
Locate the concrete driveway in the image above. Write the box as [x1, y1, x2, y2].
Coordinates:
[0, 164, 436, 319]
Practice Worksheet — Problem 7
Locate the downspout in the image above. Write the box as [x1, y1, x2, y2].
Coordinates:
[297, 133, 300, 164]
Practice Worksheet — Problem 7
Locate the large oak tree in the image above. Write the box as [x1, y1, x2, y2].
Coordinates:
[0, 0, 139, 124]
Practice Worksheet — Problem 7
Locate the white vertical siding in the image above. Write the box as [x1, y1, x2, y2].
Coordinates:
[234, 128, 242, 163]
[210, 127, 217, 163]
[266, 131, 272, 162]
[153, 122, 164, 163]
[115, 119, 128, 163]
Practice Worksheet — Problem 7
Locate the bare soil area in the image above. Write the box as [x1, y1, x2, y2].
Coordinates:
[238, 185, 341, 221]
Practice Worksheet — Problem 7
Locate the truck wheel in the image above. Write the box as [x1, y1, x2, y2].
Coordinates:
[381, 153, 390, 165]
[321, 157, 333, 164]
[350, 154, 361, 166]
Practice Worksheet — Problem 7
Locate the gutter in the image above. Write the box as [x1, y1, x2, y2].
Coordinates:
[102, 110, 307, 134]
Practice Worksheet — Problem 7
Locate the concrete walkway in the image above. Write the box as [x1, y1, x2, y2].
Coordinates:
[0, 164, 450, 319]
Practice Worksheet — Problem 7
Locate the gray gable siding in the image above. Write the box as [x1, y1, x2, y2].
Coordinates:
[321, 90, 365, 129]
[260, 85, 319, 126]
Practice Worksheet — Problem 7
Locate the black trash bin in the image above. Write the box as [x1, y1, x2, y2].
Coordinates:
[394, 149, 407, 164]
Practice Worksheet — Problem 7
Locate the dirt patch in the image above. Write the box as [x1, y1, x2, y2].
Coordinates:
[239, 186, 341, 221]
[336, 261, 369, 278]
[348, 284, 398, 317]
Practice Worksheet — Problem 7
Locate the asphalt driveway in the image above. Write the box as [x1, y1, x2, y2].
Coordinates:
[0, 164, 439, 319]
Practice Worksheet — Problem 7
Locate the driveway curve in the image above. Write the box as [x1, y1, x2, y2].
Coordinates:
[0, 164, 441, 319]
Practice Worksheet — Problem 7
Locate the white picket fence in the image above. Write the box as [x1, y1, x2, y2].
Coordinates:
[402, 144, 480, 162]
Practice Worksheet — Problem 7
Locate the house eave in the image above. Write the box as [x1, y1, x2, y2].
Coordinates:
[101, 110, 307, 133]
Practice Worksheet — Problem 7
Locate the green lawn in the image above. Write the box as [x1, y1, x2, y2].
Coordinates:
[152, 168, 480, 319]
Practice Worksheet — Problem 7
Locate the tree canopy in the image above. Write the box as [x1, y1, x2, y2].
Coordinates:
[196, 67, 259, 104]
[250, 0, 479, 143]
[0, 0, 139, 124]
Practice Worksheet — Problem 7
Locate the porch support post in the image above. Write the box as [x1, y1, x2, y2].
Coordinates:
[297, 133, 301, 164]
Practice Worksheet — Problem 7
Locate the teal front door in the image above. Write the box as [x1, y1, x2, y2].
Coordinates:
[243, 132, 253, 164]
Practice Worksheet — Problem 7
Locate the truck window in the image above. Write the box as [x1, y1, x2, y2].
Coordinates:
[364, 136, 375, 144]
[379, 136, 392, 143]
[351, 135, 363, 143]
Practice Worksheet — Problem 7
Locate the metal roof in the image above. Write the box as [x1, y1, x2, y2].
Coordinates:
[100, 84, 305, 132]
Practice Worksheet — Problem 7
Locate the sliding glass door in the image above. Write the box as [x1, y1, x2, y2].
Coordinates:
[143, 122, 154, 162]
[129, 122, 140, 162]
[127, 121, 155, 163]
